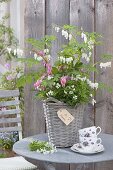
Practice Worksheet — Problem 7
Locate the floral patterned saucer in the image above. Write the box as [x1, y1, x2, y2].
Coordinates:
[71, 143, 104, 155]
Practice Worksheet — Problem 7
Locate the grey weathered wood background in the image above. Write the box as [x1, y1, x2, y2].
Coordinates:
[24, 0, 113, 170]
[0, 0, 113, 169]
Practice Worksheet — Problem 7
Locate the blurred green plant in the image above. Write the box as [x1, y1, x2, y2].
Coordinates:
[0, 132, 19, 150]
[16, 25, 112, 106]
[29, 140, 56, 154]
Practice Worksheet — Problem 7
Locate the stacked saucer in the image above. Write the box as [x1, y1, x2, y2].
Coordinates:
[71, 126, 104, 154]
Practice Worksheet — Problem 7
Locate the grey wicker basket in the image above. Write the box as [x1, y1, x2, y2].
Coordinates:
[43, 98, 86, 148]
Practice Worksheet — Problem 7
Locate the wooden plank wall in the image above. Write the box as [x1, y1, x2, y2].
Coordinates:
[24, 0, 113, 170]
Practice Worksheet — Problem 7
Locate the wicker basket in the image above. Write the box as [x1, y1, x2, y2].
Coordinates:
[43, 98, 86, 148]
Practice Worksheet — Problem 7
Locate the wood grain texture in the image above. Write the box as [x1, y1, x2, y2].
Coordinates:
[46, 0, 70, 64]
[0, 100, 20, 107]
[0, 126, 22, 132]
[0, 109, 20, 115]
[24, 1, 46, 168]
[70, 0, 94, 170]
[95, 0, 113, 169]
[24, 0, 46, 138]
[0, 117, 21, 124]
[0, 90, 19, 97]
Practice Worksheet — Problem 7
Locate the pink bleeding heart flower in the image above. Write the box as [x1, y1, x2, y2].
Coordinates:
[42, 60, 46, 67]
[46, 63, 52, 75]
[37, 51, 45, 57]
[60, 76, 67, 87]
[41, 73, 46, 79]
[34, 79, 42, 89]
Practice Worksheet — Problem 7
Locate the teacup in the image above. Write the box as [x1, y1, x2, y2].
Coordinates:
[79, 126, 101, 138]
[79, 136, 102, 151]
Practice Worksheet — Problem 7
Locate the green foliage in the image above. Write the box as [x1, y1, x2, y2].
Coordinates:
[0, 132, 19, 150]
[0, 15, 17, 60]
[2, 24, 112, 107]
[0, 0, 17, 61]
[29, 140, 56, 153]
[0, 153, 6, 158]
[0, 139, 14, 150]
[0, 0, 10, 3]
[27, 35, 56, 50]
[0, 66, 24, 90]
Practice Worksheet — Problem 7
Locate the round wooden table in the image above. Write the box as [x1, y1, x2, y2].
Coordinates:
[13, 133, 113, 170]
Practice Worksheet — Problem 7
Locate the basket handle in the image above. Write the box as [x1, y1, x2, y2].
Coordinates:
[45, 97, 63, 104]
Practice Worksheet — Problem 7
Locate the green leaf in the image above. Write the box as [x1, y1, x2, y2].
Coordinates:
[16, 76, 26, 87]
[16, 57, 40, 67]
[52, 67, 58, 74]
[83, 64, 98, 73]
[27, 38, 45, 50]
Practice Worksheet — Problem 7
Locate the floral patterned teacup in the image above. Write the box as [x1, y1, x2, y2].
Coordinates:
[79, 136, 102, 151]
[79, 126, 101, 138]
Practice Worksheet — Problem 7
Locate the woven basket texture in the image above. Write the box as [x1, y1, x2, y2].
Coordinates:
[43, 98, 86, 148]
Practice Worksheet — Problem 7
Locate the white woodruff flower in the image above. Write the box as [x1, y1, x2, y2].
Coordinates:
[56, 83, 61, 89]
[71, 85, 74, 88]
[92, 99, 96, 105]
[75, 75, 87, 82]
[82, 53, 87, 59]
[81, 32, 87, 43]
[48, 76, 53, 80]
[69, 91, 73, 94]
[34, 53, 38, 60]
[86, 57, 90, 63]
[69, 34, 72, 40]
[17, 49, 23, 56]
[59, 56, 65, 63]
[7, 47, 12, 54]
[89, 52, 92, 57]
[87, 79, 98, 90]
[100, 62, 111, 69]
[88, 39, 94, 49]
[90, 94, 93, 97]
[37, 56, 43, 61]
[55, 26, 60, 32]
[80, 77, 87, 81]
[62, 30, 68, 39]
[47, 90, 53, 96]
[13, 48, 23, 56]
[14, 49, 17, 55]
[82, 53, 90, 63]
[64, 90, 67, 94]
[44, 49, 49, 53]
[46, 55, 51, 60]
[66, 57, 73, 64]
[73, 95, 77, 100]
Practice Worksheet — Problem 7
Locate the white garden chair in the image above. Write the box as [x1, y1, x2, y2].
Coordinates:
[0, 89, 37, 170]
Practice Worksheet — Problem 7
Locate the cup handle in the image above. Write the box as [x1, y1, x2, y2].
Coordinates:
[96, 126, 101, 135]
[97, 138, 102, 144]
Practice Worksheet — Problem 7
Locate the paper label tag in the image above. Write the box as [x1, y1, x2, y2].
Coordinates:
[57, 109, 74, 125]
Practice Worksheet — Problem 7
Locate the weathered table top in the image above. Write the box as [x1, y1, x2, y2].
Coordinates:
[13, 133, 113, 164]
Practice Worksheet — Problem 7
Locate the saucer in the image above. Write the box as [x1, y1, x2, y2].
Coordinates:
[71, 143, 104, 155]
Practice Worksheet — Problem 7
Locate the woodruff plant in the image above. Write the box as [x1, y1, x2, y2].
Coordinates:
[15, 25, 112, 106]
[0, 0, 24, 90]
[0, 14, 17, 61]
